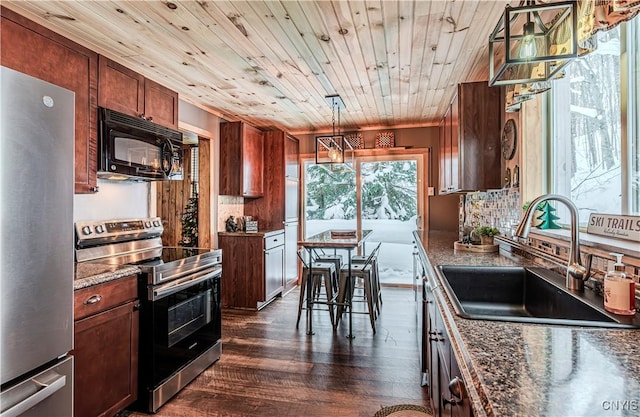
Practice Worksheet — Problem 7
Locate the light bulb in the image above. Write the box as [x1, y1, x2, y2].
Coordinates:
[519, 21, 537, 59]
[328, 146, 341, 162]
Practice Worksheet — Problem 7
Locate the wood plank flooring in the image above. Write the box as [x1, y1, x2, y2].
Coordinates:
[125, 286, 430, 417]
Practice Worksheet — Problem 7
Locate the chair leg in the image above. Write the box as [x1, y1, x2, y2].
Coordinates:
[323, 272, 336, 328]
[363, 272, 376, 334]
[296, 272, 307, 329]
[372, 259, 382, 314]
[335, 273, 348, 325]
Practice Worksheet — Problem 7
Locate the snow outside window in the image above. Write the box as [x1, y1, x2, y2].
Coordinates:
[550, 19, 640, 226]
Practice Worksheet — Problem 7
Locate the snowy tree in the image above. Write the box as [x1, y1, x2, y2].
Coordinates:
[305, 160, 417, 221]
[305, 165, 356, 220]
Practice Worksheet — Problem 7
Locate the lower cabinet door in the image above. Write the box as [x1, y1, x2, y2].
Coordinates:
[449, 354, 472, 417]
[264, 244, 285, 302]
[74, 300, 139, 417]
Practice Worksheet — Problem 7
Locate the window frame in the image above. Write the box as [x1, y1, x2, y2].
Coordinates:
[546, 18, 639, 228]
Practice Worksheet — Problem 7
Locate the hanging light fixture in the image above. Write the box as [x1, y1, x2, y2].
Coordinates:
[315, 94, 354, 170]
[489, 0, 579, 86]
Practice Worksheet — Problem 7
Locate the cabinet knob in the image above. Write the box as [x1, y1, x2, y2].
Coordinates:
[448, 376, 465, 399]
[84, 294, 102, 305]
[90, 186, 99, 193]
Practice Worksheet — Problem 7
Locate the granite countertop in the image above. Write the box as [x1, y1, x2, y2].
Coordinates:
[218, 229, 284, 237]
[74, 262, 141, 290]
[414, 230, 640, 417]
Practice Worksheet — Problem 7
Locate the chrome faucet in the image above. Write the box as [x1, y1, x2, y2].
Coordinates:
[515, 194, 591, 291]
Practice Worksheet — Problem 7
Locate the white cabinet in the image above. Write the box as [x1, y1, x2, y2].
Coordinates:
[264, 232, 285, 305]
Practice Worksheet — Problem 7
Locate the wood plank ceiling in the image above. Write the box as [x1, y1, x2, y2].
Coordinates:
[3, 1, 511, 134]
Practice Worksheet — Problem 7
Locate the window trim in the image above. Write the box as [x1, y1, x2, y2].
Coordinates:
[546, 20, 638, 229]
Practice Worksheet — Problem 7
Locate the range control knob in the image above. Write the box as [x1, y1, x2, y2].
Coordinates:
[144, 221, 152, 228]
[81, 226, 92, 235]
[152, 220, 161, 227]
[95, 225, 105, 234]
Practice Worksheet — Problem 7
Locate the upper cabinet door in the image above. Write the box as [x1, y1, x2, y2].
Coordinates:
[438, 81, 501, 194]
[143, 78, 179, 129]
[1, 8, 99, 194]
[285, 134, 299, 180]
[220, 121, 264, 198]
[98, 56, 144, 118]
[98, 55, 178, 130]
[242, 124, 265, 198]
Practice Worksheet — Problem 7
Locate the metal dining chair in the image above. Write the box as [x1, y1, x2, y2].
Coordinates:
[351, 243, 382, 317]
[336, 242, 382, 334]
[296, 248, 338, 329]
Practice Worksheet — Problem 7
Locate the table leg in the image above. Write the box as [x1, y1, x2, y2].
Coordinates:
[306, 247, 314, 335]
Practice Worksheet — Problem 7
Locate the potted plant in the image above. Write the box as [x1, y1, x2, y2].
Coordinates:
[474, 226, 500, 245]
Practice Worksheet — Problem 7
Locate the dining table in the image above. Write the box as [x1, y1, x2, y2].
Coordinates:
[298, 229, 372, 339]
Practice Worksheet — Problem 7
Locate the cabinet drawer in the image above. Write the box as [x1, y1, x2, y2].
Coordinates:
[265, 233, 284, 250]
[74, 275, 137, 320]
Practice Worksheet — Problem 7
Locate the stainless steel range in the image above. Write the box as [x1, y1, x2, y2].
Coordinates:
[75, 217, 222, 413]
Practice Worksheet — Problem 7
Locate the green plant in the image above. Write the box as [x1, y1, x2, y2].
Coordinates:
[475, 226, 500, 237]
[522, 200, 546, 211]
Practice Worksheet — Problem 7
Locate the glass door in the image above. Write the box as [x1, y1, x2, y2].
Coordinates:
[358, 156, 423, 285]
[302, 152, 425, 286]
[303, 162, 356, 237]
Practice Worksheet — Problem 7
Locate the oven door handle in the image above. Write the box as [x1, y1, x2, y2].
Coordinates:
[152, 265, 221, 300]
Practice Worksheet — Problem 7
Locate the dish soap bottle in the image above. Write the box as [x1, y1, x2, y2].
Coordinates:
[603, 253, 636, 315]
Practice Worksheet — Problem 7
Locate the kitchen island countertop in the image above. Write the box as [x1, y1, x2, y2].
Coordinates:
[415, 230, 640, 417]
[74, 263, 140, 290]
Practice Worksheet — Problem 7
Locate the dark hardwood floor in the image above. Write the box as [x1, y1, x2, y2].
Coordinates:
[127, 286, 430, 417]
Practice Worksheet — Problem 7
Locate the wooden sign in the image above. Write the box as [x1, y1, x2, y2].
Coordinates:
[587, 213, 640, 242]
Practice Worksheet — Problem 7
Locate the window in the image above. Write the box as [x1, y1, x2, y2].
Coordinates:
[550, 18, 640, 226]
[302, 152, 425, 285]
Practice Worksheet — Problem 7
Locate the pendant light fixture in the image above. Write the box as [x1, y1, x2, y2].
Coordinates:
[489, 0, 579, 86]
[315, 94, 354, 170]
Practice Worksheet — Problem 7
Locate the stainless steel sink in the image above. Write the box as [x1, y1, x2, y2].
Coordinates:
[437, 266, 639, 328]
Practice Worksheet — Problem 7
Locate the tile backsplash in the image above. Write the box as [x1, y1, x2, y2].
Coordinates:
[460, 189, 521, 238]
[218, 196, 244, 232]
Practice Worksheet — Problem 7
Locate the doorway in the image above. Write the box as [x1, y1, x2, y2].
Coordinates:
[303, 150, 426, 286]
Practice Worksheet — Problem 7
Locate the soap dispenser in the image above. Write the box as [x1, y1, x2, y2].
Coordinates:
[603, 253, 636, 315]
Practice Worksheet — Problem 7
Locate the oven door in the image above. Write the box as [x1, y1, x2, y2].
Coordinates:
[139, 267, 221, 389]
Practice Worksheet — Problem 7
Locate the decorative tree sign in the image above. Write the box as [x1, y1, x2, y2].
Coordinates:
[535, 201, 562, 229]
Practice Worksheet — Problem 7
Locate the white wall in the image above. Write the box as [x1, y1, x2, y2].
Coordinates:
[74, 179, 149, 221]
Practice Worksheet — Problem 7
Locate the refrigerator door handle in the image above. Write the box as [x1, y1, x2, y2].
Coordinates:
[0, 371, 66, 417]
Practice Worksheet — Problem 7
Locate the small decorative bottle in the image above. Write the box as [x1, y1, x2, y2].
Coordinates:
[603, 253, 636, 316]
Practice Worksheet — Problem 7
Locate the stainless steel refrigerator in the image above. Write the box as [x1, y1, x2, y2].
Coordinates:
[1, 66, 74, 416]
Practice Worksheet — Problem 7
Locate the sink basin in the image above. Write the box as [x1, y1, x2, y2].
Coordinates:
[437, 266, 639, 328]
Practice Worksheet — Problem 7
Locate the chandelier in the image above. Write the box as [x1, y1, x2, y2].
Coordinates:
[315, 94, 354, 170]
[489, 0, 579, 87]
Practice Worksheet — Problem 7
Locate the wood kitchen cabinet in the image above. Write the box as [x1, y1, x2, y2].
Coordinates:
[245, 130, 299, 292]
[244, 130, 300, 226]
[285, 133, 300, 181]
[98, 55, 179, 129]
[74, 275, 139, 417]
[220, 121, 265, 198]
[245, 129, 286, 229]
[423, 275, 472, 417]
[219, 231, 284, 309]
[1, 7, 99, 194]
[439, 81, 501, 194]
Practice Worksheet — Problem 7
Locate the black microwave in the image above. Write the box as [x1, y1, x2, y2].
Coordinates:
[98, 107, 184, 181]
